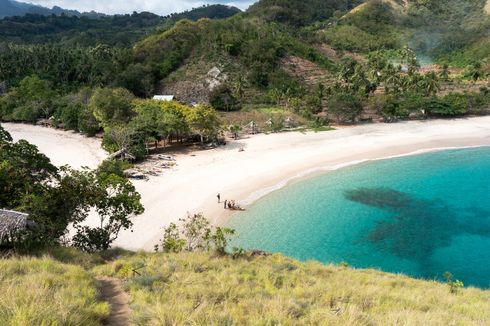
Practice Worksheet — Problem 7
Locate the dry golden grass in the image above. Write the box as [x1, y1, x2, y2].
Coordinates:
[95, 252, 490, 326]
[0, 256, 109, 326]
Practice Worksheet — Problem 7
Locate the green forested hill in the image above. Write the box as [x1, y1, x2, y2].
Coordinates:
[0, 5, 241, 46]
[0, 0, 489, 130]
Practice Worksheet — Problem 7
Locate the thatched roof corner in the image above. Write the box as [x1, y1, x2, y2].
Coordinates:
[0, 209, 30, 242]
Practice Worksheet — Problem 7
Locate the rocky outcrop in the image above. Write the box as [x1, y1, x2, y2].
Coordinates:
[159, 66, 228, 105]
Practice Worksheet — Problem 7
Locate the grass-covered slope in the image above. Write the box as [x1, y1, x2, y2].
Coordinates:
[0, 256, 109, 325]
[95, 252, 490, 325]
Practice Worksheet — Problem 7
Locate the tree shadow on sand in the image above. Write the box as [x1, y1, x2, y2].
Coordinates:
[344, 188, 490, 271]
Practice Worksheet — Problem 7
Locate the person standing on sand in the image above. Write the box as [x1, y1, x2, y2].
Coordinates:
[224, 200, 227, 209]
[217, 193, 221, 203]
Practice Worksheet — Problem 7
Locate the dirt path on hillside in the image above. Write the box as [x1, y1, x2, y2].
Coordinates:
[97, 276, 131, 326]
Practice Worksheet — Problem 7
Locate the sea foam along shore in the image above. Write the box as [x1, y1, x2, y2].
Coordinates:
[4, 116, 490, 250]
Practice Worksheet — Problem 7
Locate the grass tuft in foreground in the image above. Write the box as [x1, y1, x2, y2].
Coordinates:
[0, 256, 109, 326]
[95, 251, 490, 325]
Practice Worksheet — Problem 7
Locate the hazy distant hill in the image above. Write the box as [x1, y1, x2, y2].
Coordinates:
[0, 0, 104, 18]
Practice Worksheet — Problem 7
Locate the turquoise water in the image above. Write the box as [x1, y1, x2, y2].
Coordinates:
[227, 147, 490, 288]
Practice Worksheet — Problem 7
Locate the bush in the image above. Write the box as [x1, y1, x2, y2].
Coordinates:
[97, 159, 132, 178]
[159, 213, 236, 255]
[327, 92, 363, 123]
[425, 97, 460, 117]
[55, 102, 82, 130]
[78, 107, 100, 136]
[444, 272, 464, 294]
[209, 84, 240, 111]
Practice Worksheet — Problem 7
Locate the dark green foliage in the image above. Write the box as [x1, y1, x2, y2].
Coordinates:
[0, 75, 55, 122]
[0, 131, 143, 250]
[0, 6, 241, 46]
[96, 159, 132, 179]
[0, 43, 132, 92]
[368, 90, 490, 122]
[77, 107, 100, 136]
[0, 12, 163, 46]
[134, 19, 202, 79]
[209, 84, 240, 111]
[327, 91, 363, 123]
[70, 172, 144, 252]
[115, 64, 155, 97]
[89, 87, 135, 126]
[0, 130, 58, 208]
[165, 4, 241, 21]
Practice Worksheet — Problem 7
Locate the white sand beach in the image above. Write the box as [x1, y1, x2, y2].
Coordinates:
[3, 117, 490, 250]
[4, 123, 107, 169]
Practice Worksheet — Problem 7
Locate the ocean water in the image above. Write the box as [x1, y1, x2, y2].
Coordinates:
[227, 147, 490, 288]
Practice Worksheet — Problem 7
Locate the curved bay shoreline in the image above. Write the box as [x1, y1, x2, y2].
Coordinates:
[4, 117, 490, 250]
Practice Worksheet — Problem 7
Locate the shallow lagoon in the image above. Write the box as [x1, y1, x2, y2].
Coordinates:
[228, 147, 490, 288]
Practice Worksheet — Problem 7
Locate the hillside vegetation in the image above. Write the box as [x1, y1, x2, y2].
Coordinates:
[2, 250, 490, 325]
[327, 0, 490, 65]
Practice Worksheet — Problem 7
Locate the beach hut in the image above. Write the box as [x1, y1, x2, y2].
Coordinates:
[0, 209, 34, 245]
[153, 95, 175, 102]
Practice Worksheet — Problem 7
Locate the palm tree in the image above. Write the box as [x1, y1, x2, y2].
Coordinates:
[384, 65, 402, 94]
[351, 65, 368, 93]
[439, 64, 450, 82]
[467, 63, 482, 83]
[228, 124, 242, 140]
[233, 75, 247, 101]
[424, 72, 440, 96]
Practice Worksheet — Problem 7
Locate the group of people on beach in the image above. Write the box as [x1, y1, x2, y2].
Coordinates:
[217, 193, 243, 210]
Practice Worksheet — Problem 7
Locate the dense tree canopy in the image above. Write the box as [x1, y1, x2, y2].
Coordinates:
[0, 124, 143, 250]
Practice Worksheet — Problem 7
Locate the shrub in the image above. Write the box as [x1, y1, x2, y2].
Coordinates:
[159, 213, 236, 255]
[78, 107, 100, 136]
[444, 272, 464, 294]
[209, 84, 240, 111]
[55, 102, 82, 130]
[327, 92, 363, 123]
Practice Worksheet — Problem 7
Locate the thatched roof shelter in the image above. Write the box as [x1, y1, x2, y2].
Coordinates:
[107, 148, 136, 161]
[0, 209, 30, 243]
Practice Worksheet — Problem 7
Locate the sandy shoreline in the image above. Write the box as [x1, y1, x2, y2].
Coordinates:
[3, 122, 107, 169]
[3, 117, 490, 250]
